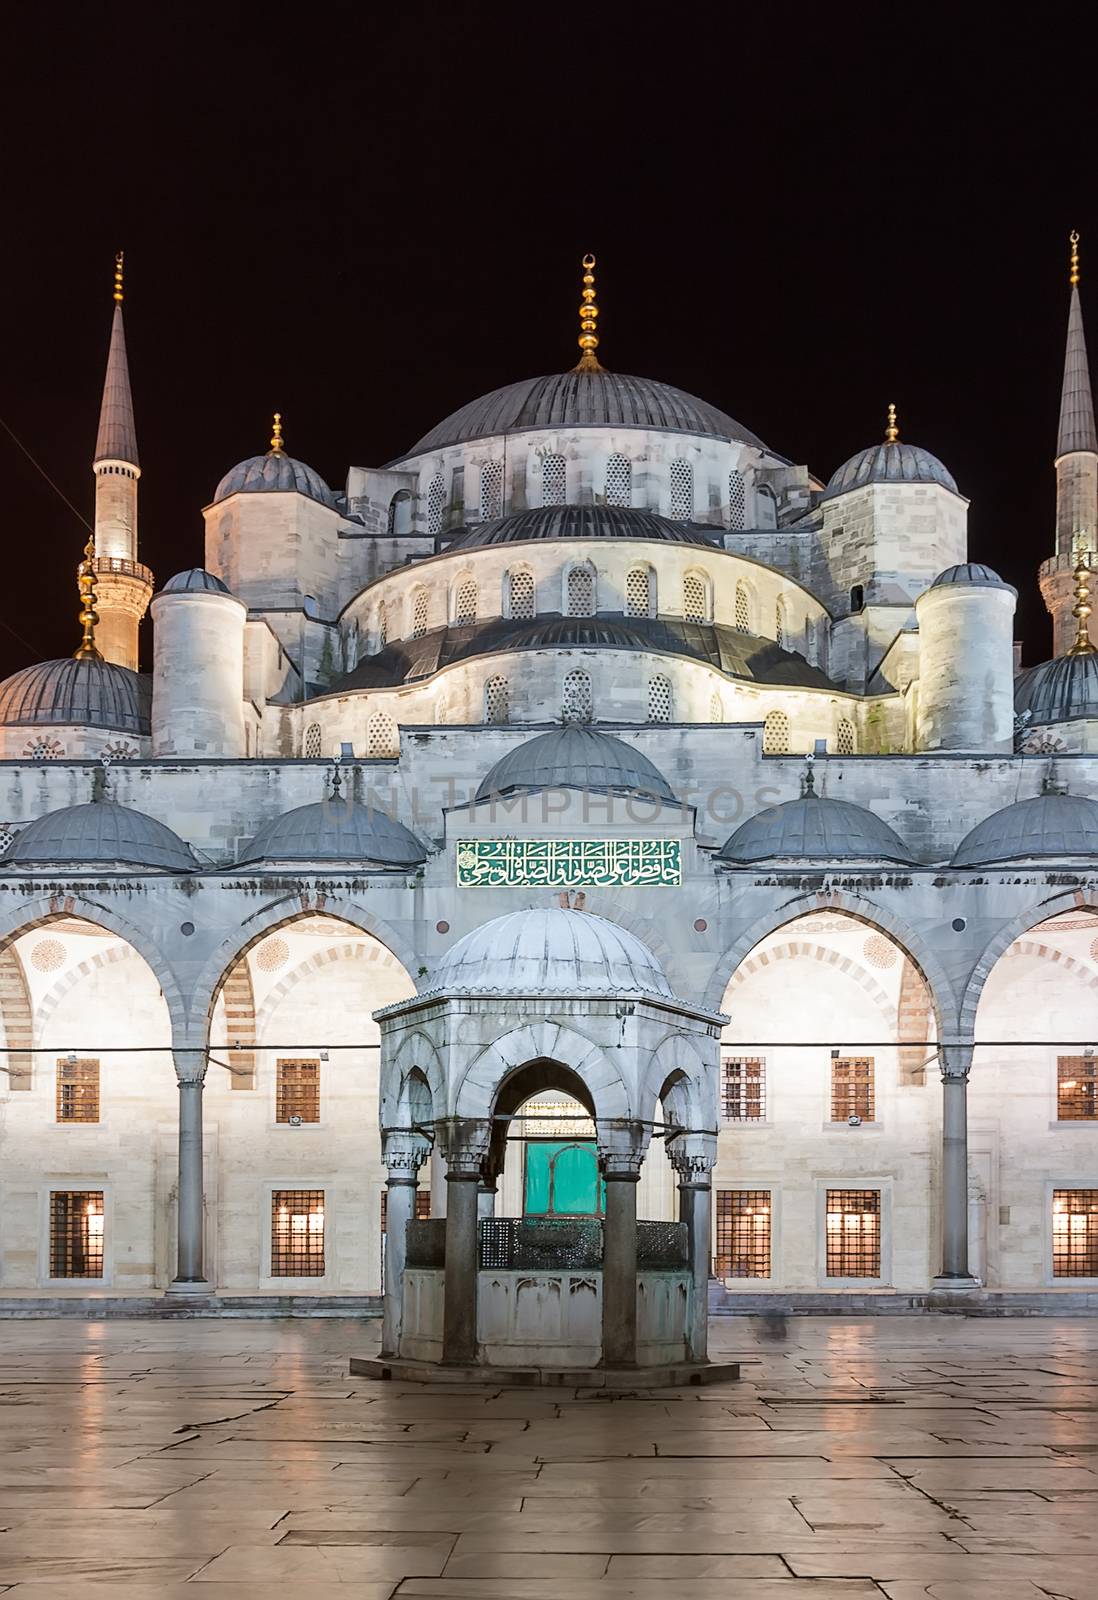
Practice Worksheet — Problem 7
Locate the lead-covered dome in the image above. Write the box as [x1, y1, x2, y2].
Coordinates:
[952, 791, 1098, 866]
[5, 801, 197, 871]
[931, 563, 1013, 591]
[424, 907, 674, 998]
[0, 657, 150, 734]
[446, 505, 718, 550]
[397, 370, 767, 459]
[237, 796, 426, 867]
[718, 792, 916, 864]
[1014, 654, 1098, 725]
[213, 451, 336, 509]
[161, 568, 233, 595]
[823, 440, 958, 500]
[476, 726, 675, 802]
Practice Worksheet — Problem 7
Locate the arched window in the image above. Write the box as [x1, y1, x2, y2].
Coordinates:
[647, 674, 673, 723]
[484, 674, 510, 724]
[683, 570, 709, 622]
[850, 583, 865, 612]
[542, 454, 567, 506]
[377, 603, 388, 647]
[728, 469, 747, 530]
[367, 712, 398, 759]
[426, 474, 446, 536]
[411, 588, 429, 639]
[562, 668, 593, 723]
[387, 489, 413, 537]
[836, 717, 856, 755]
[670, 458, 694, 521]
[762, 709, 790, 754]
[480, 459, 503, 519]
[775, 598, 786, 649]
[734, 581, 751, 634]
[757, 484, 777, 528]
[709, 691, 723, 723]
[625, 565, 652, 618]
[454, 574, 477, 625]
[507, 566, 535, 620]
[303, 723, 322, 758]
[605, 454, 632, 506]
[566, 562, 596, 617]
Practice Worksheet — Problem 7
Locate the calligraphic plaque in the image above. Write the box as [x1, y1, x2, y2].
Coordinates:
[455, 838, 682, 888]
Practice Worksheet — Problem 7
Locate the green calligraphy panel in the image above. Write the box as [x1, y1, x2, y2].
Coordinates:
[455, 838, 682, 888]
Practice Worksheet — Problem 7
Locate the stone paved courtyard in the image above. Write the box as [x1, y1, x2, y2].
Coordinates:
[0, 1315, 1095, 1597]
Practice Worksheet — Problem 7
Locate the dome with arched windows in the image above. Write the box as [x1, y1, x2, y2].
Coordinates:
[424, 906, 674, 998]
[0, 656, 150, 735]
[476, 726, 675, 802]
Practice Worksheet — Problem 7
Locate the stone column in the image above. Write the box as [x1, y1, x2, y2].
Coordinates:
[600, 1152, 643, 1368]
[167, 1050, 211, 1296]
[437, 1119, 491, 1367]
[934, 1045, 978, 1288]
[381, 1134, 429, 1359]
[669, 1134, 718, 1364]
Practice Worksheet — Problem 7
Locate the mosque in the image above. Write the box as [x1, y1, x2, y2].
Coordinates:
[1, 239, 1098, 1350]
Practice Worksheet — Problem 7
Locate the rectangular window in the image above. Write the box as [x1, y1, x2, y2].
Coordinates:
[49, 1191, 104, 1278]
[1057, 1057, 1098, 1121]
[276, 1059, 320, 1123]
[271, 1190, 325, 1276]
[1052, 1189, 1098, 1277]
[714, 1189, 771, 1278]
[831, 1056, 874, 1121]
[721, 1056, 766, 1121]
[825, 1188, 881, 1278]
[56, 1058, 100, 1123]
[380, 1187, 431, 1231]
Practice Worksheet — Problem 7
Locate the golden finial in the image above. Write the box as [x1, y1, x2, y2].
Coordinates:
[884, 402, 899, 444]
[1070, 230, 1080, 288]
[573, 253, 603, 373]
[269, 412, 284, 455]
[73, 535, 102, 661]
[1067, 554, 1097, 655]
[113, 251, 124, 305]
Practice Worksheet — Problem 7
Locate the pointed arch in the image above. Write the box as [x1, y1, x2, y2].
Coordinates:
[455, 1020, 629, 1121]
[0, 946, 33, 1090]
[219, 956, 257, 1089]
[960, 894, 1098, 1038]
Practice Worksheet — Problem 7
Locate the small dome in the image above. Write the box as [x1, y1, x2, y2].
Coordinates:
[930, 563, 1014, 591]
[0, 657, 150, 735]
[1015, 654, 1098, 725]
[161, 568, 233, 596]
[237, 795, 426, 867]
[718, 792, 916, 864]
[477, 726, 676, 803]
[952, 791, 1098, 866]
[6, 801, 196, 871]
[447, 505, 719, 551]
[823, 440, 958, 501]
[213, 452, 336, 509]
[426, 907, 674, 998]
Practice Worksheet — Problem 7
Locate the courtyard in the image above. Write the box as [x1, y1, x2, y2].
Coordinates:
[0, 1316, 1092, 1596]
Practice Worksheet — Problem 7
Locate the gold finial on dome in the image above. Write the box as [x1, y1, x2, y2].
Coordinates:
[269, 412, 284, 455]
[73, 535, 102, 661]
[113, 251, 124, 305]
[1070, 230, 1081, 288]
[884, 402, 899, 444]
[1067, 554, 1097, 655]
[573, 253, 604, 373]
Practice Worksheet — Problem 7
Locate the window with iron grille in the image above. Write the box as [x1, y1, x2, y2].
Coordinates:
[367, 712, 398, 758]
[426, 475, 446, 535]
[625, 566, 651, 618]
[715, 1189, 771, 1278]
[670, 458, 694, 520]
[381, 1187, 431, 1231]
[454, 575, 477, 624]
[728, 469, 747, 529]
[56, 1058, 99, 1123]
[709, 691, 723, 723]
[411, 588, 429, 638]
[563, 669, 593, 723]
[50, 1191, 104, 1278]
[775, 601, 785, 648]
[762, 708, 789, 754]
[276, 1059, 320, 1123]
[825, 1188, 881, 1277]
[683, 571, 708, 622]
[836, 717, 856, 755]
[735, 581, 751, 633]
[386, 496, 397, 536]
[831, 1056, 874, 1121]
[1057, 1057, 1098, 1120]
[303, 723, 322, 759]
[484, 674, 510, 724]
[647, 674, 673, 723]
[721, 1055, 766, 1121]
[377, 603, 388, 647]
[271, 1190, 325, 1276]
[509, 567, 535, 620]
[1052, 1190, 1098, 1276]
[605, 454, 631, 506]
[480, 458, 503, 519]
[542, 454, 567, 506]
[566, 563, 596, 616]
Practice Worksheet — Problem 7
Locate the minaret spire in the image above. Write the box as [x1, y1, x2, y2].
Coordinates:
[1056, 233, 1098, 462]
[94, 253, 139, 468]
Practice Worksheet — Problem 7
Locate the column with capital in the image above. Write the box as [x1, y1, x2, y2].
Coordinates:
[167, 1048, 211, 1295]
[381, 1133, 430, 1358]
[599, 1133, 645, 1368]
[436, 1118, 492, 1365]
[934, 1044, 979, 1287]
[669, 1133, 717, 1363]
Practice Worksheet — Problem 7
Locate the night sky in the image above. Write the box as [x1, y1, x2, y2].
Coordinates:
[1, 4, 1093, 679]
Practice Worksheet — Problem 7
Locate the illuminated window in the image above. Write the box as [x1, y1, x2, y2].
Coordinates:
[625, 566, 651, 618]
[563, 669, 593, 723]
[566, 563, 596, 617]
[709, 691, 723, 723]
[734, 580, 751, 633]
[605, 454, 631, 506]
[1052, 1190, 1098, 1276]
[762, 709, 789, 754]
[728, 469, 746, 529]
[683, 570, 708, 622]
[647, 674, 673, 723]
[825, 1188, 881, 1277]
[1058, 1057, 1098, 1121]
[542, 454, 567, 506]
[50, 1191, 104, 1278]
[381, 1187, 431, 1231]
[271, 1190, 326, 1276]
[426, 474, 446, 536]
[831, 1055, 874, 1121]
[484, 674, 510, 724]
[715, 1189, 771, 1278]
[303, 723, 322, 759]
[56, 1058, 99, 1123]
[411, 588, 429, 638]
[836, 717, 856, 755]
[721, 1055, 766, 1121]
[454, 575, 477, 624]
[670, 458, 694, 520]
[367, 712, 398, 758]
[508, 567, 535, 620]
[480, 458, 503, 519]
[276, 1059, 320, 1123]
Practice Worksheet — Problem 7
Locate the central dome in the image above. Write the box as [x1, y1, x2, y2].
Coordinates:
[425, 907, 674, 999]
[398, 370, 767, 458]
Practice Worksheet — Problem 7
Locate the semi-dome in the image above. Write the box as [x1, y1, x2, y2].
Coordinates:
[476, 726, 675, 802]
[1014, 654, 1098, 725]
[237, 795, 426, 867]
[930, 563, 1013, 591]
[0, 657, 150, 734]
[213, 451, 336, 509]
[446, 504, 718, 550]
[718, 791, 916, 864]
[5, 801, 197, 871]
[952, 791, 1098, 866]
[161, 568, 233, 595]
[397, 369, 768, 459]
[424, 907, 674, 998]
[823, 440, 958, 501]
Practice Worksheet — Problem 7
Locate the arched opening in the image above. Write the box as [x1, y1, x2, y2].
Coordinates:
[387, 488, 414, 537]
[487, 1061, 602, 1220]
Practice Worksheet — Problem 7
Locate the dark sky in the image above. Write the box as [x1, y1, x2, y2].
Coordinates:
[0, 2, 1093, 677]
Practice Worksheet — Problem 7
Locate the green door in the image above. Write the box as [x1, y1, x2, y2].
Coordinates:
[524, 1140, 603, 1216]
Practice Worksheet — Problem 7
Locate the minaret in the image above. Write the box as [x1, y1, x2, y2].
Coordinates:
[1040, 232, 1098, 655]
[91, 252, 153, 670]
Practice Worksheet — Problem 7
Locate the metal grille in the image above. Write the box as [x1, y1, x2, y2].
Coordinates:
[271, 1190, 325, 1276]
[377, 603, 388, 646]
[480, 1215, 603, 1270]
[836, 717, 856, 755]
[455, 576, 478, 624]
[1052, 1190, 1098, 1276]
[775, 601, 785, 648]
[605, 454, 631, 506]
[380, 1187, 430, 1231]
[367, 712, 398, 758]
[625, 566, 651, 618]
[715, 1189, 771, 1278]
[709, 691, 723, 723]
[1057, 1057, 1098, 1120]
[411, 588, 429, 638]
[763, 709, 789, 754]
[56, 1058, 99, 1123]
[481, 458, 503, 518]
[825, 1188, 881, 1278]
[426, 474, 446, 535]
[728, 470, 747, 529]
[722, 1055, 766, 1121]
[670, 458, 694, 520]
[303, 723, 322, 758]
[831, 1056, 875, 1121]
[509, 567, 535, 620]
[683, 571, 707, 622]
[484, 674, 510, 724]
[542, 454, 567, 506]
[646, 674, 673, 723]
[562, 668, 593, 723]
[637, 1220, 688, 1269]
[50, 1191, 104, 1278]
[566, 563, 596, 616]
[276, 1058, 320, 1123]
[735, 581, 751, 633]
